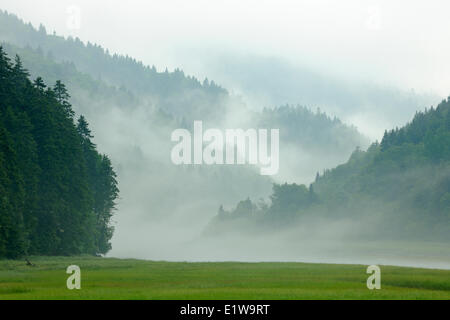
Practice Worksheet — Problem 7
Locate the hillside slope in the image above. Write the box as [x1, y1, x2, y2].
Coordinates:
[209, 99, 450, 241]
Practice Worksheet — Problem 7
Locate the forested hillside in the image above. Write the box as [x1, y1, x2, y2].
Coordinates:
[257, 105, 363, 153]
[1, 42, 141, 116]
[0, 10, 369, 183]
[206, 54, 439, 139]
[0, 13, 368, 139]
[0, 10, 229, 122]
[0, 48, 118, 258]
[209, 100, 450, 241]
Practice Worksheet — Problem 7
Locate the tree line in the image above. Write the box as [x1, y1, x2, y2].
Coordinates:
[0, 48, 118, 259]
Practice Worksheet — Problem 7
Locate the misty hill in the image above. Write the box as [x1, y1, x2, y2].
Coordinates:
[208, 99, 450, 242]
[0, 48, 118, 259]
[0, 10, 229, 121]
[0, 10, 369, 183]
[257, 105, 363, 154]
[204, 54, 439, 139]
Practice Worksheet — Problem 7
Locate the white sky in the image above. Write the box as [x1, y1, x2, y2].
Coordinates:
[1, 0, 450, 96]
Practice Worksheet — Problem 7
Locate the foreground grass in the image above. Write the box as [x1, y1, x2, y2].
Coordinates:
[0, 256, 449, 300]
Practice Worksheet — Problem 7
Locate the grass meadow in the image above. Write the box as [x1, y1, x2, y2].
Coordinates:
[0, 256, 449, 300]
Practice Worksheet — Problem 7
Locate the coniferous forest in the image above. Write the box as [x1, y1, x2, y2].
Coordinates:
[0, 48, 118, 259]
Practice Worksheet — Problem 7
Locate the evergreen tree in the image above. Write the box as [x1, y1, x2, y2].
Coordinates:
[0, 48, 119, 258]
[54, 80, 74, 119]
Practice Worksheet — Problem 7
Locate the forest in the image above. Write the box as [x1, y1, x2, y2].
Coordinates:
[0, 48, 118, 259]
[209, 100, 450, 241]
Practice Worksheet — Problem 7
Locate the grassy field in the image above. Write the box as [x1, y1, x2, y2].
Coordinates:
[0, 256, 449, 300]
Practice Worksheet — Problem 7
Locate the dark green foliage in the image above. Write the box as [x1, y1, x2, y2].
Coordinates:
[270, 183, 317, 217]
[77, 116, 118, 254]
[313, 100, 450, 238]
[215, 183, 319, 229]
[0, 49, 118, 258]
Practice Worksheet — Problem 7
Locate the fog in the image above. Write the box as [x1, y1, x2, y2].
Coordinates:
[74, 88, 449, 270]
[2, 0, 450, 94]
[1, 1, 449, 269]
[2, 0, 448, 139]
[177, 53, 439, 140]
